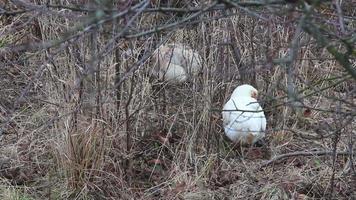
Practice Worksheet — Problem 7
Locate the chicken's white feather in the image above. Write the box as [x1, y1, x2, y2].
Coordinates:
[222, 85, 266, 145]
[153, 43, 202, 83]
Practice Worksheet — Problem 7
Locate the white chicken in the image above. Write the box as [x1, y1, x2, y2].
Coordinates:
[152, 43, 202, 82]
[222, 84, 267, 145]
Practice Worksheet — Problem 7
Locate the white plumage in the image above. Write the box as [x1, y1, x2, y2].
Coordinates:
[222, 84, 267, 145]
[152, 43, 202, 82]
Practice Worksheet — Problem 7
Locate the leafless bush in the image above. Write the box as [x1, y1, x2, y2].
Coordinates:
[0, 0, 355, 199]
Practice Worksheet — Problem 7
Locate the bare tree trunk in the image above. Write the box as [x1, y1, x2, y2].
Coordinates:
[228, 15, 256, 86]
[115, 45, 122, 121]
[70, 44, 85, 132]
[247, 19, 257, 86]
[124, 75, 135, 183]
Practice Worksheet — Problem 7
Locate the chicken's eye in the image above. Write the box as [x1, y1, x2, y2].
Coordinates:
[251, 91, 258, 99]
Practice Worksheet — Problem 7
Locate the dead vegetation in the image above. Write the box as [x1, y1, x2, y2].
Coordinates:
[0, 0, 355, 199]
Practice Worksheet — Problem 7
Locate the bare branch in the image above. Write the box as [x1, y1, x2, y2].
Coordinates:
[260, 150, 351, 168]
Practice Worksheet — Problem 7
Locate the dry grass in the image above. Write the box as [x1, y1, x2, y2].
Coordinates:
[0, 1, 355, 199]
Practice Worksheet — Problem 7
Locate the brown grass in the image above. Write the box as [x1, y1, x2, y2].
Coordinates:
[0, 0, 355, 199]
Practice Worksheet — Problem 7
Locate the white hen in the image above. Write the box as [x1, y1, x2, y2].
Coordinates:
[222, 84, 266, 145]
[153, 43, 202, 82]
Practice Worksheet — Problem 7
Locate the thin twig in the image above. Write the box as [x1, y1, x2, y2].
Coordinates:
[334, 0, 346, 34]
[125, 2, 218, 38]
[260, 150, 350, 168]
